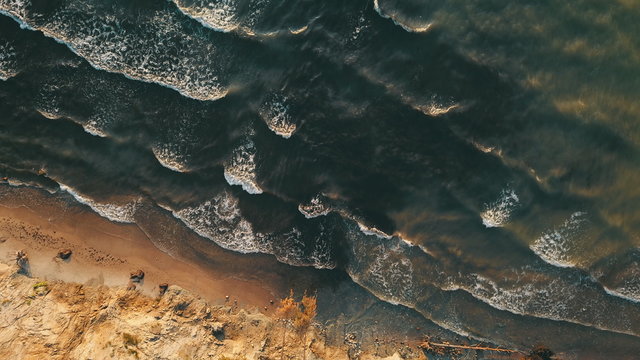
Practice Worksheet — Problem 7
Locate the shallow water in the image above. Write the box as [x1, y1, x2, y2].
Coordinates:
[1, 0, 640, 357]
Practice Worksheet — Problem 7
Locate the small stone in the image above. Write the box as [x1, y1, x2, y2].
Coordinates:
[130, 270, 145, 282]
[158, 283, 169, 295]
[15, 250, 28, 267]
[57, 249, 72, 260]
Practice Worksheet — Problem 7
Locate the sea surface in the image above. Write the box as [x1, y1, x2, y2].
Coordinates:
[1, 0, 640, 357]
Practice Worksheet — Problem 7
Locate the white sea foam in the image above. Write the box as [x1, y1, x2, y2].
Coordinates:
[170, 0, 268, 36]
[36, 109, 63, 120]
[345, 224, 414, 304]
[603, 284, 640, 304]
[152, 145, 189, 173]
[274, 224, 337, 269]
[171, 0, 239, 33]
[5, 178, 56, 194]
[173, 190, 269, 253]
[348, 242, 415, 305]
[373, 0, 434, 34]
[0, 3, 29, 28]
[289, 25, 308, 35]
[464, 272, 636, 337]
[417, 102, 461, 116]
[470, 141, 496, 154]
[467, 273, 566, 317]
[57, 183, 138, 223]
[346, 265, 492, 345]
[309, 224, 336, 269]
[259, 94, 297, 138]
[224, 139, 263, 194]
[82, 119, 108, 138]
[357, 221, 392, 239]
[298, 194, 331, 218]
[0, 38, 18, 80]
[350, 12, 370, 41]
[599, 260, 640, 303]
[169, 191, 337, 268]
[273, 227, 306, 265]
[530, 212, 588, 268]
[0, 1, 228, 101]
[481, 187, 520, 227]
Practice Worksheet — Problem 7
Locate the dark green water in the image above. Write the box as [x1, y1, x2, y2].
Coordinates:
[1, 0, 640, 357]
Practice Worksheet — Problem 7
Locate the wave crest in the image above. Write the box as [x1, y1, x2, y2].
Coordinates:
[224, 138, 263, 194]
[530, 212, 589, 268]
[0, 1, 228, 101]
[259, 94, 297, 138]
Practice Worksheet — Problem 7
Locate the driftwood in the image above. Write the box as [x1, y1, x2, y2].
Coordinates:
[419, 337, 524, 358]
[420, 339, 557, 360]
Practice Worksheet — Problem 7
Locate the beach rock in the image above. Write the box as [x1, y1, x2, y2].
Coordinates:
[15, 250, 27, 263]
[129, 270, 144, 282]
[15, 250, 28, 273]
[158, 283, 169, 295]
[57, 249, 72, 260]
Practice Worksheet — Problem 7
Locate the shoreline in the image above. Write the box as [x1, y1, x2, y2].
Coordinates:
[0, 196, 276, 312]
[0, 184, 461, 359]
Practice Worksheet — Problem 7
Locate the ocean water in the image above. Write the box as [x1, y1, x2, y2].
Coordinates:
[1, 0, 640, 357]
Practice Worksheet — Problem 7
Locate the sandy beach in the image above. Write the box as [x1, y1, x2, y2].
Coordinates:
[0, 185, 283, 312]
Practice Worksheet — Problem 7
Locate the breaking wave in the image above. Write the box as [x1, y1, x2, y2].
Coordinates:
[172, 191, 336, 268]
[224, 138, 263, 194]
[298, 194, 331, 218]
[373, 0, 433, 34]
[82, 120, 108, 138]
[152, 145, 190, 173]
[57, 183, 138, 223]
[345, 226, 416, 305]
[259, 94, 297, 138]
[0, 0, 228, 101]
[530, 212, 589, 268]
[171, 0, 241, 33]
[414, 100, 462, 117]
[173, 190, 268, 253]
[481, 187, 520, 227]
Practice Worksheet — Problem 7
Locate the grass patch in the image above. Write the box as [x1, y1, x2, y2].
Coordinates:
[32, 281, 49, 296]
[33, 281, 48, 290]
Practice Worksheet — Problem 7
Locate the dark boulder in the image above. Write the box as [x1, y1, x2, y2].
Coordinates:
[57, 249, 72, 260]
[159, 282, 169, 295]
[130, 270, 145, 282]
